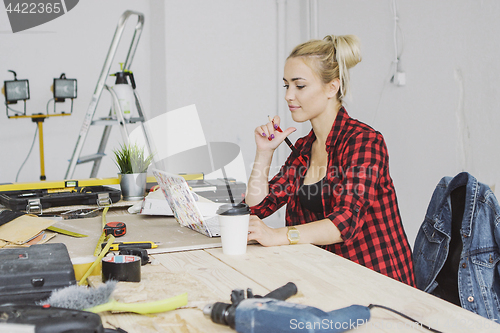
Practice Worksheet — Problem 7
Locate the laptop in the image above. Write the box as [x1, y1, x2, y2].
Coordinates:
[151, 168, 223, 237]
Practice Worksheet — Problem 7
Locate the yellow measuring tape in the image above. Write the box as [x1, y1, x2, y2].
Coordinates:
[46, 226, 88, 238]
[93, 205, 110, 256]
[78, 205, 114, 286]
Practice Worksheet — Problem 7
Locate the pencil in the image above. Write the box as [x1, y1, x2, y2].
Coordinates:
[267, 116, 307, 166]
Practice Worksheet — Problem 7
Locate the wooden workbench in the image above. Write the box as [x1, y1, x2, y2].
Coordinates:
[85, 243, 500, 333]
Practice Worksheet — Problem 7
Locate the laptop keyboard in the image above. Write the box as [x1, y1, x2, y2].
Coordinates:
[204, 215, 220, 236]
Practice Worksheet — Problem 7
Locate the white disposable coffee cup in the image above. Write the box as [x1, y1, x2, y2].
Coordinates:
[217, 203, 251, 255]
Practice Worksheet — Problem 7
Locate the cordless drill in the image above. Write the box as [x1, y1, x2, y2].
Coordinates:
[203, 282, 371, 333]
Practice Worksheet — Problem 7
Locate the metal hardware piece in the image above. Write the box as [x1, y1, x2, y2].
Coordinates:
[97, 193, 112, 207]
[26, 198, 42, 214]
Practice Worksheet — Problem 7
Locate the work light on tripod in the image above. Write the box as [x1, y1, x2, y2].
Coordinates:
[53, 73, 77, 113]
[3, 70, 29, 117]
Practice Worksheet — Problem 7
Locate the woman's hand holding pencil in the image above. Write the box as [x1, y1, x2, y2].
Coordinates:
[254, 115, 294, 151]
[253, 116, 307, 166]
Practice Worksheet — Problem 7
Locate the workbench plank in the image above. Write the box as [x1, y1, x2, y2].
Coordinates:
[205, 244, 500, 333]
[153, 249, 270, 298]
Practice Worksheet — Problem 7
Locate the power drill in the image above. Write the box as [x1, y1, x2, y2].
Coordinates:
[203, 282, 371, 333]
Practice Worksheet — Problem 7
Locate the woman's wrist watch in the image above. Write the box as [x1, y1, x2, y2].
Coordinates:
[287, 226, 300, 245]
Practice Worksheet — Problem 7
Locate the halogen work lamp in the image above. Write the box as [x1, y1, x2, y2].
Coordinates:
[53, 73, 77, 113]
[3, 70, 29, 117]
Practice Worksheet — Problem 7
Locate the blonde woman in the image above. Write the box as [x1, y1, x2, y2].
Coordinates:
[246, 35, 415, 286]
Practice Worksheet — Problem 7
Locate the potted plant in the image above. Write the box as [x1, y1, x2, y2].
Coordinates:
[113, 143, 154, 200]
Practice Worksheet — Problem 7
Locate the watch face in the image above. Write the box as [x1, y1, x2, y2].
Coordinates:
[288, 227, 300, 244]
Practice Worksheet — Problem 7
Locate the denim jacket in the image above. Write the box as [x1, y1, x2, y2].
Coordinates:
[414, 172, 500, 322]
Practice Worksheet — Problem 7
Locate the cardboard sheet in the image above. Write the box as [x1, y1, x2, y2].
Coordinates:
[0, 214, 57, 244]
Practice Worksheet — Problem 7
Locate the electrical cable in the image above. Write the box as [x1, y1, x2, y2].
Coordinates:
[6, 104, 24, 115]
[390, 0, 405, 75]
[372, 0, 405, 125]
[368, 304, 443, 333]
[15, 125, 38, 182]
[392, 0, 399, 68]
[104, 328, 128, 333]
[105, 321, 128, 332]
[372, 63, 398, 126]
[46, 98, 54, 114]
[397, 21, 405, 61]
[12, 97, 53, 182]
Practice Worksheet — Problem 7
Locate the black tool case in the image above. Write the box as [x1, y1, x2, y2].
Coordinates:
[0, 243, 76, 305]
[0, 304, 105, 333]
[0, 185, 121, 211]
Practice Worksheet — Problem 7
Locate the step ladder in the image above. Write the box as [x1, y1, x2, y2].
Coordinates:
[65, 10, 153, 179]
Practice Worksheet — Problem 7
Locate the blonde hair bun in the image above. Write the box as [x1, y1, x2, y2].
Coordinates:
[326, 34, 362, 70]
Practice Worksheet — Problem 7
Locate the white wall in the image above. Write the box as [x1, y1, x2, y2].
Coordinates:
[2, 0, 500, 246]
[161, 0, 278, 166]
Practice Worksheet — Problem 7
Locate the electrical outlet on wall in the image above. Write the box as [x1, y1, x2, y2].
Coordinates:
[392, 71, 406, 86]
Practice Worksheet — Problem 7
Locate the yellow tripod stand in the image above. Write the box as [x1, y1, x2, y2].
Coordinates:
[9, 113, 71, 181]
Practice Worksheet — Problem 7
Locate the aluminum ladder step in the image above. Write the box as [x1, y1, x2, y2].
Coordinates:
[77, 153, 106, 164]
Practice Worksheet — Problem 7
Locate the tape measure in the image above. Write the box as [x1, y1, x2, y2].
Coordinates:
[104, 222, 126, 237]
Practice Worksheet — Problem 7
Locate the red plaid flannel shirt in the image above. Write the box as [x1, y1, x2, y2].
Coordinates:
[250, 107, 416, 286]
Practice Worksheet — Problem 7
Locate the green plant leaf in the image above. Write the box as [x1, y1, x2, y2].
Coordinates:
[112, 143, 154, 174]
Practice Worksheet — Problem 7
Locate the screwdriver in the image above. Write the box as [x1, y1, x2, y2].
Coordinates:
[102, 241, 160, 251]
